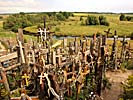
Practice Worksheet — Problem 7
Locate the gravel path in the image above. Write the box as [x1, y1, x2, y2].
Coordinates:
[102, 70, 133, 100]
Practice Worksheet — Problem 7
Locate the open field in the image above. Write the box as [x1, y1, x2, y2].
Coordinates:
[24, 13, 133, 37]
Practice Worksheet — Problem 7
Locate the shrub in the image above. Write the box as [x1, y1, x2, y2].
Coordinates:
[126, 16, 131, 21]
[86, 15, 99, 25]
[55, 27, 60, 31]
[99, 15, 109, 26]
[0, 16, 3, 19]
[130, 32, 133, 40]
[86, 15, 109, 26]
[56, 13, 65, 21]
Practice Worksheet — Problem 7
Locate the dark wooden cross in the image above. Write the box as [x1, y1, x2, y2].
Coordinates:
[120, 35, 128, 62]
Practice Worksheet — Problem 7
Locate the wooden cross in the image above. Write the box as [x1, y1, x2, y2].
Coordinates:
[38, 72, 45, 84]
[104, 28, 112, 38]
[38, 28, 44, 42]
[22, 73, 30, 86]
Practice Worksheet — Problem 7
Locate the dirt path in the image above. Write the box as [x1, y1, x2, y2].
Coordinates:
[102, 70, 133, 100]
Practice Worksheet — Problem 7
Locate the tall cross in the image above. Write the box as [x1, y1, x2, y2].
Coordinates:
[22, 73, 30, 86]
[38, 28, 44, 42]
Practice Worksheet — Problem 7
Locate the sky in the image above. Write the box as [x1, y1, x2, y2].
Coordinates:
[0, 0, 133, 13]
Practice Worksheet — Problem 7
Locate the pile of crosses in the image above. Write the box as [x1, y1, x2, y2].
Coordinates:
[0, 18, 132, 100]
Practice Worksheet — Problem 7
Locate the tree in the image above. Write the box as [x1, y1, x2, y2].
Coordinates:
[56, 13, 65, 21]
[99, 15, 110, 26]
[62, 12, 69, 19]
[126, 16, 131, 21]
[3, 14, 32, 32]
[3, 13, 50, 32]
[0, 16, 3, 19]
[80, 16, 83, 21]
[86, 15, 99, 25]
[120, 14, 126, 21]
[130, 32, 133, 40]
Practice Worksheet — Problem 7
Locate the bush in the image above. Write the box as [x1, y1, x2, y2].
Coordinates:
[99, 15, 109, 26]
[130, 32, 133, 40]
[126, 16, 131, 21]
[86, 15, 109, 26]
[0, 16, 3, 19]
[55, 27, 60, 31]
[86, 15, 99, 25]
[3, 13, 49, 32]
[56, 13, 65, 21]
[120, 14, 126, 21]
[80, 16, 83, 21]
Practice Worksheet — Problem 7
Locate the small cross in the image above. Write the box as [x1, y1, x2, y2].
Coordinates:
[22, 73, 30, 86]
[38, 73, 45, 84]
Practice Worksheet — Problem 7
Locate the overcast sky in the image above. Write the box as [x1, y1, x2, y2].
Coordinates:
[0, 0, 133, 13]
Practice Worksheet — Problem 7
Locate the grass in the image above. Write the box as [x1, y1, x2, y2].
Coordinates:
[24, 13, 133, 37]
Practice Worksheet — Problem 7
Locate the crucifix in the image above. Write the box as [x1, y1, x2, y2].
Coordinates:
[38, 72, 45, 85]
[38, 28, 44, 42]
[22, 73, 30, 86]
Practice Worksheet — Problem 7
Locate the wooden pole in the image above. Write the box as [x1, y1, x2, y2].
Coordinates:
[0, 68, 10, 95]
[17, 40, 25, 64]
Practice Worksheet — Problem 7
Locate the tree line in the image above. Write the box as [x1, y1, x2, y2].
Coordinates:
[3, 12, 73, 32]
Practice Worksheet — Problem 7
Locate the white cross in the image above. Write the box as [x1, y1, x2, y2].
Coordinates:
[38, 28, 44, 41]
[38, 72, 45, 84]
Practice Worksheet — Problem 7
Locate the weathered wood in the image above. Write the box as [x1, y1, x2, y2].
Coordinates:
[0, 52, 17, 62]
[0, 69, 10, 94]
[4, 63, 21, 71]
[11, 96, 39, 100]
[52, 50, 56, 65]
[17, 28, 24, 45]
[18, 40, 25, 64]
[63, 38, 67, 48]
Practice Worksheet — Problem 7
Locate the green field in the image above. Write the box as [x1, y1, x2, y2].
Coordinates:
[24, 13, 133, 37]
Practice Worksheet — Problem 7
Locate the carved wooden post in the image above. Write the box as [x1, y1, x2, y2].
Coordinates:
[18, 28, 24, 45]
[17, 28, 26, 64]
[44, 17, 47, 41]
[63, 38, 67, 48]
[52, 50, 56, 65]
[121, 35, 127, 62]
[74, 37, 78, 54]
[0, 68, 10, 95]
[90, 33, 97, 56]
[17, 40, 25, 64]
[56, 48, 62, 66]
[31, 50, 35, 63]
[95, 35, 103, 96]
[113, 31, 118, 70]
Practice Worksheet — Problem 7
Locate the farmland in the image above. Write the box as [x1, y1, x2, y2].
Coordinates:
[24, 13, 133, 37]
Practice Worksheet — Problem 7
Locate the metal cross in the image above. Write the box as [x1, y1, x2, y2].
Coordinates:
[22, 73, 30, 86]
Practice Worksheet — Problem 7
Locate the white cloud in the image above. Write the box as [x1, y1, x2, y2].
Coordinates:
[0, 0, 41, 13]
[0, 0, 133, 13]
